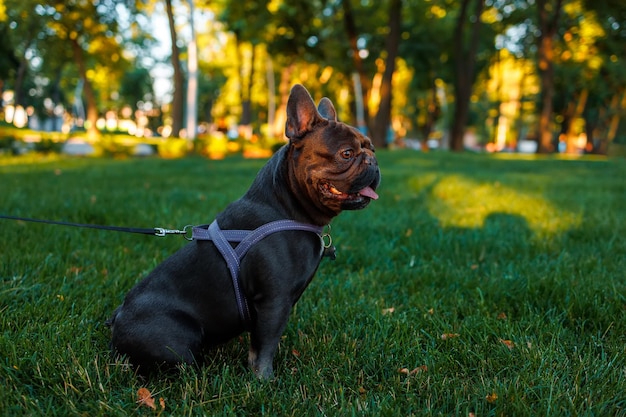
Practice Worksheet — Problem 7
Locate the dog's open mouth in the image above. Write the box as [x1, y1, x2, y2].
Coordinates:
[321, 182, 379, 201]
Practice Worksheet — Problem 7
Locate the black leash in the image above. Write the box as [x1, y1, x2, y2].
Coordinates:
[0, 214, 192, 238]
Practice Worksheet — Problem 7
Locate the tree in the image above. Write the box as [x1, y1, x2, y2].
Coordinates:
[165, 0, 185, 137]
[342, 0, 372, 129]
[370, 0, 402, 148]
[535, 0, 564, 153]
[581, 0, 626, 153]
[400, 1, 454, 145]
[1, 0, 46, 108]
[0, 24, 19, 99]
[33, 1, 133, 137]
[449, 0, 485, 151]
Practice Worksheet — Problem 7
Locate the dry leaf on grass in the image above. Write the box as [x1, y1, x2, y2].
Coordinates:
[382, 307, 395, 315]
[500, 339, 515, 350]
[441, 333, 460, 340]
[486, 392, 498, 403]
[398, 365, 428, 375]
[137, 387, 156, 410]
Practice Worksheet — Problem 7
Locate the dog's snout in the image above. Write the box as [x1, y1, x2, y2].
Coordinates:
[363, 153, 376, 166]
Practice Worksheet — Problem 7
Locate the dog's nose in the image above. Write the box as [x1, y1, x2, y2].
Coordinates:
[363, 154, 376, 166]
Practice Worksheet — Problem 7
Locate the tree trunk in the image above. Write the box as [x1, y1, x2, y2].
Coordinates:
[13, 56, 29, 107]
[449, 0, 485, 152]
[240, 43, 256, 134]
[370, 0, 402, 148]
[536, 0, 563, 154]
[165, 0, 184, 137]
[70, 37, 99, 138]
[342, 0, 371, 131]
[185, 0, 198, 140]
[606, 89, 626, 144]
[564, 89, 588, 154]
[266, 56, 276, 132]
[421, 76, 440, 147]
[272, 63, 295, 139]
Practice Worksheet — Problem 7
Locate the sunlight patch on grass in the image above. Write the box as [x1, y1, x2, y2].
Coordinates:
[423, 175, 581, 237]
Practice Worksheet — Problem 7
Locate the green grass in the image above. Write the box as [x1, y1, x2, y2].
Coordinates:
[1, 151, 625, 416]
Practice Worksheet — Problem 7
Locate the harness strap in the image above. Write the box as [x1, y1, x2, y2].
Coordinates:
[193, 220, 324, 328]
[206, 221, 252, 326]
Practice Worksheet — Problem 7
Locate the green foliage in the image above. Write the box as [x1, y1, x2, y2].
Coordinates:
[0, 135, 15, 152]
[0, 151, 625, 415]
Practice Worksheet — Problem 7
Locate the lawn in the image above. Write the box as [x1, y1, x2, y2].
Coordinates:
[1, 151, 625, 416]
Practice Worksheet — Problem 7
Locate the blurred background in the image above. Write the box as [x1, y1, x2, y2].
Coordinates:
[0, 0, 625, 157]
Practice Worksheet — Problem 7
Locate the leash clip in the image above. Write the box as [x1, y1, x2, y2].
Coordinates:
[154, 225, 193, 240]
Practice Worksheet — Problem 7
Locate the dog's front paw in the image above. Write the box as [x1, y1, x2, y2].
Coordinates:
[248, 348, 274, 379]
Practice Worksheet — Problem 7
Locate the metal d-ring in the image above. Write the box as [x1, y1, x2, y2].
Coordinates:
[183, 225, 194, 241]
[322, 224, 332, 248]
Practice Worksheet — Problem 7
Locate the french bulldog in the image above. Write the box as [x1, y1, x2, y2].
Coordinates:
[108, 84, 380, 379]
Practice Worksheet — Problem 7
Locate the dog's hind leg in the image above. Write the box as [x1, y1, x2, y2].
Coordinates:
[110, 308, 204, 371]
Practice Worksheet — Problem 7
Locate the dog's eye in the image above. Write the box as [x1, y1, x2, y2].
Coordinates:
[341, 149, 354, 159]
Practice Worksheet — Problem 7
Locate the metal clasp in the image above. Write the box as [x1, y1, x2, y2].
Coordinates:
[154, 225, 194, 240]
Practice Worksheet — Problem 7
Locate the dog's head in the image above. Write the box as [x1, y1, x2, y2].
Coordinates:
[284, 84, 380, 221]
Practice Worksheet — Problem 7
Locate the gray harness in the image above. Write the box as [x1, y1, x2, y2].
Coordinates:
[191, 220, 326, 328]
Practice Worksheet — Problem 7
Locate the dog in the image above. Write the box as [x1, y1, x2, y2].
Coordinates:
[108, 84, 380, 379]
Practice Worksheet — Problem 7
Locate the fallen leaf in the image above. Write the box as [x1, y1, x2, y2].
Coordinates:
[410, 365, 428, 375]
[137, 387, 156, 410]
[500, 339, 515, 350]
[291, 349, 301, 357]
[486, 392, 498, 403]
[159, 397, 165, 410]
[358, 386, 367, 395]
[427, 308, 434, 315]
[441, 333, 460, 340]
[497, 312, 508, 320]
[382, 307, 395, 315]
[399, 365, 428, 376]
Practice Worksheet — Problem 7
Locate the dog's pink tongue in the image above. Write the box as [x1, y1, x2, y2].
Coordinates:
[358, 186, 379, 200]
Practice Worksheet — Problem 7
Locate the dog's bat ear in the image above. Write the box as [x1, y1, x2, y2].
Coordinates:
[285, 84, 323, 139]
[317, 98, 337, 122]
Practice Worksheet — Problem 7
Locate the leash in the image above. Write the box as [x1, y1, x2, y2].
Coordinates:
[0, 214, 192, 238]
[2, 213, 336, 329]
